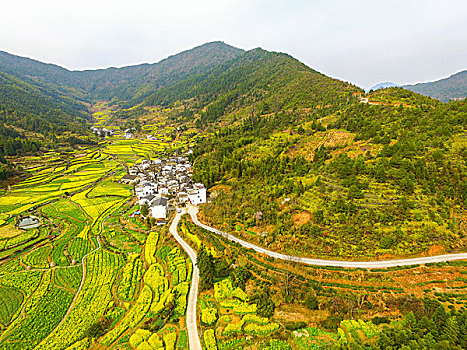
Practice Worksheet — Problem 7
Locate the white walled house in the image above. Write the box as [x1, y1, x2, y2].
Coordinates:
[150, 197, 168, 219]
[121, 174, 138, 184]
[139, 194, 156, 206]
[188, 187, 206, 205]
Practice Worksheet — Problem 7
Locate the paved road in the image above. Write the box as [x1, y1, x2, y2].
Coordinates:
[187, 206, 467, 269]
[169, 209, 202, 350]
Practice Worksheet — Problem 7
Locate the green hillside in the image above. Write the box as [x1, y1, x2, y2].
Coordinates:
[191, 88, 467, 258]
[144, 48, 361, 126]
[0, 41, 244, 103]
[404, 70, 467, 102]
[73, 41, 244, 102]
[0, 71, 90, 178]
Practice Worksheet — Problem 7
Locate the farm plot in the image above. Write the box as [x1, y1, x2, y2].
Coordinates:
[87, 180, 131, 198]
[0, 153, 116, 216]
[54, 266, 82, 291]
[117, 254, 143, 301]
[0, 226, 49, 261]
[200, 277, 281, 348]
[0, 223, 27, 247]
[35, 249, 123, 350]
[41, 199, 88, 223]
[98, 225, 192, 349]
[21, 245, 52, 269]
[0, 286, 24, 329]
[71, 188, 129, 237]
[0, 270, 74, 350]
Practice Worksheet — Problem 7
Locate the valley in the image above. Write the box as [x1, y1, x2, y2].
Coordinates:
[0, 42, 466, 350]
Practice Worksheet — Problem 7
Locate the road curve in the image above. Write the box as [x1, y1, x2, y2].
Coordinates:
[169, 210, 202, 350]
[187, 206, 467, 269]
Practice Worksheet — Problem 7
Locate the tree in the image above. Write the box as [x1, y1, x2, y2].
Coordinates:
[433, 305, 448, 336]
[141, 203, 149, 217]
[348, 184, 363, 200]
[375, 164, 387, 182]
[232, 265, 251, 290]
[305, 293, 319, 310]
[442, 317, 459, 344]
[196, 245, 214, 291]
[250, 290, 275, 318]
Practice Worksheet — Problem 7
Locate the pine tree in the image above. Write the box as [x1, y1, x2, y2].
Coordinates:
[196, 245, 214, 291]
[432, 305, 448, 336]
[442, 317, 459, 344]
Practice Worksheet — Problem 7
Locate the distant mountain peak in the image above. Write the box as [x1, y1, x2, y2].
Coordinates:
[367, 82, 399, 92]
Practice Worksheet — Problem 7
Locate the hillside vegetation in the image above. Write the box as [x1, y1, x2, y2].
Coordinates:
[0, 42, 467, 350]
[404, 70, 467, 102]
[192, 88, 467, 259]
[143, 48, 360, 127]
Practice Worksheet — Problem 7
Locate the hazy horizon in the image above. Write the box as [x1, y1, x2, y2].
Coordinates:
[2, 0, 466, 89]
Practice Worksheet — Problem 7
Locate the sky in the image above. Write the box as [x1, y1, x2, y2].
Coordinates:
[1, 0, 466, 89]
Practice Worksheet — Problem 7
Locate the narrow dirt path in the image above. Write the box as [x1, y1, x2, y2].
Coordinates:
[169, 209, 202, 350]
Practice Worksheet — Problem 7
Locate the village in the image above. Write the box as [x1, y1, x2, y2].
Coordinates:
[121, 154, 206, 224]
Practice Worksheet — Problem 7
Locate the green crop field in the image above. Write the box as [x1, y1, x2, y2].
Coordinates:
[0, 132, 197, 350]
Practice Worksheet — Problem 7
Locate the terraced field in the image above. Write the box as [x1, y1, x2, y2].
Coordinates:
[0, 133, 196, 350]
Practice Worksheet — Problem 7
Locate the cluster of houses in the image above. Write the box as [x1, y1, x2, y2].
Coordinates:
[121, 156, 207, 223]
[90, 127, 134, 139]
[91, 127, 115, 137]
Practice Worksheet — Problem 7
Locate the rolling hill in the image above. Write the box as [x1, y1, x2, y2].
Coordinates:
[0, 41, 244, 102]
[404, 70, 467, 102]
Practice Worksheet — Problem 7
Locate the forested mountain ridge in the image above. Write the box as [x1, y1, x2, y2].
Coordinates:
[404, 70, 467, 102]
[0, 71, 90, 156]
[143, 48, 362, 126]
[0, 42, 244, 179]
[73, 41, 244, 102]
[0, 41, 244, 102]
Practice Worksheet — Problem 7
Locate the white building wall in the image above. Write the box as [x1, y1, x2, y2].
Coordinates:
[151, 205, 167, 219]
[188, 188, 207, 205]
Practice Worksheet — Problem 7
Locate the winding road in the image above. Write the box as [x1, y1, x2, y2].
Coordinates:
[186, 206, 467, 269]
[169, 209, 202, 350]
[168, 205, 467, 350]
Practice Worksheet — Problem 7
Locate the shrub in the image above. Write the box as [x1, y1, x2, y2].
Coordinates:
[163, 332, 177, 350]
[204, 329, 218, 350]
[243, 322, 280, 336]
[242, 314, 269, 325]
[372, 316, 390, 325]
[147, 333, 163, 348]
[305, 294, 319, 310]
[135, 342, 153, 350]
[322, 314, 343, 330]
[201, 307, 218, 325]
[249, 291, 275, 318]
[285, 321, 307, 331]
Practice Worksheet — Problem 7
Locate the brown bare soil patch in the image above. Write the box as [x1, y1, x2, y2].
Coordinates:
[274, 303, 328, 324]
[323, 130, 353, 148]
[427, 245, 445, 256]
[293, 211, 312, 226]
[209, 184, 231, 195]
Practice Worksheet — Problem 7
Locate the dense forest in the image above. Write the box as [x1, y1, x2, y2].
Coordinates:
[144, 48, 361, 126]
